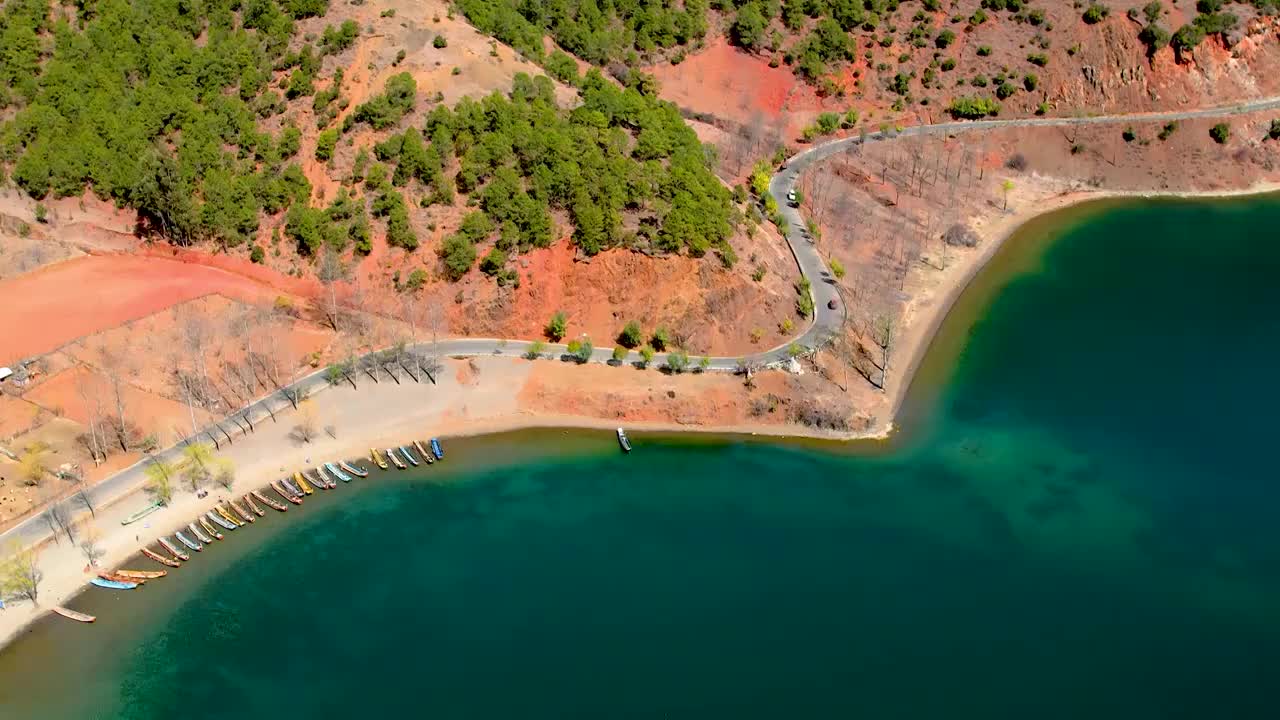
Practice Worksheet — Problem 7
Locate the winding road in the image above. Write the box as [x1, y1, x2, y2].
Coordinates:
[4, 96, 1280, 549]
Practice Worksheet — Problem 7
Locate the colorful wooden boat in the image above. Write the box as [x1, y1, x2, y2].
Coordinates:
[189, 522, 213, 545]
[229, 501, 256, 523]
[400, 446, 420, 466]
[244, 493, 266, 516]
[114, 569, 167, 580]
[98, 572, 146, 585]
[121, 502, 162, 526]
[386, 448, 406, 470]
[91, 577, 137, 590]
[175, 530, 202, 552]
[158, 537, 189, 562]
[294, 471, 315, 495]
[340, 460, 369, 478]
[142, 547, 181, 568]
[370, 448, 389, 470]
[208, 510, 238, 531]
[413, 440, 434, 464]
[325, 462, 351, 482]
[273, 481, 302, 505]
[215, 505, 243, 527]
[309, 468, 333, 490]
[254, 489, 288, 512]
[430, 437, 444, 460]
[52, 606, 96, 623]
[199, 516, 225, 540]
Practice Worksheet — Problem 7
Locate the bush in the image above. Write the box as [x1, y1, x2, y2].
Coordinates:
[545, 311, 567, 341]
[480, 247, 507, 276]
[665, 349, 690, 373]
[1122, 127, 1136, 142]
[1270, 119, 1280, 141]
[433, 35, 448, 49]
[1026, 53, 1048, 67]
[1083, 4, 1110, 24]
[976, 45, 993, 57]
[639, 345, 655, 367]
[1023, 73, 1039, 91]
[438, 234, 476, 280]
[315, 129, 339, 161]
[650, 326, 672, 351]
[404, 268, 428, 291]
[996, 82, 1017, 100]
[250, 244, 265, 263]
[1005, 153, 1028, 171]
[618, 321, 644, 348]
[936, 30, 956, 49]
[612, 345, 628, 362]
[1209, 123, 1230, 144]
[1158, 121, 1179, 140]
[947, 96, 1001, 119]
[941, 58, 956, 71]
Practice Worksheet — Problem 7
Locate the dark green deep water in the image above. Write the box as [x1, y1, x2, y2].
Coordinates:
[3, 196, 1280, 718]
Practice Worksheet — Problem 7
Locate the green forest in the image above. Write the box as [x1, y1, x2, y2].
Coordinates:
[0, 0, 735, 283]
[0, 0, 340, 247]
[371, 71, 735, 282]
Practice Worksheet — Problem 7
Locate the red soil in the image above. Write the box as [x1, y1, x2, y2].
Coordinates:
[0, 254, 310, 366]
[649, 37, 795, 121]
[23, 366, 212, 446]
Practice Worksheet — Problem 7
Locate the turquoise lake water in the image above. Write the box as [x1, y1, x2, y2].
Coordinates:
[2, 196, 1278, 718]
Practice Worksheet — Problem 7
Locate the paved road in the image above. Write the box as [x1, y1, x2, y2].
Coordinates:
[6, 96, 1279, 550]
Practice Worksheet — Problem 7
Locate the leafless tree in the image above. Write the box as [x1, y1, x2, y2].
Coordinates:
[40, 490, 77, 545]
[97, 344, 135, 451]
[316, 247, 349, 334]
[72, 362, 108, 465]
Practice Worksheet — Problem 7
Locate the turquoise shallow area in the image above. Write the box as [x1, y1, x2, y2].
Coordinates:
[2, 196, 1279, 719]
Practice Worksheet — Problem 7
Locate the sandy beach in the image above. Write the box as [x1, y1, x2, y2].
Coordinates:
[4, 180, 1280, 650]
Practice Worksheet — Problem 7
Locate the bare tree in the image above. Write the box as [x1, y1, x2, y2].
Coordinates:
[293, 400, 319, 444]
[317, 247, 349, 334]
[39, 489, 77, 545]
[98, 344, 135, 451]
[72, 363, 108, 465]
[78, 524, 105, 568]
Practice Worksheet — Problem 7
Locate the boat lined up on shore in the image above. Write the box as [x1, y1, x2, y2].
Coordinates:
[254, 489, 288, 512]
[386, 448, 407, 470]
[52, 606, 97, 623]
[200, 516, 225, 540]
[105, 442, 454, 626]
[341, 461, 369, 477]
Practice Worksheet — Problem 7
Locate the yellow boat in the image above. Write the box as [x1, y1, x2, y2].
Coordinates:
[370, 448, 389, 470]
[294, 471, 315, 495]
[216, 505, 244, 527]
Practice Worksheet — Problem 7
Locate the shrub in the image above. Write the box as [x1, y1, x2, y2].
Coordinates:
[433, 35, 448, 49]
[480, 247, 507, 276]
[315, 129, 339, 161]
[1122, 127, 1136, 142]
[1270, 119, 1280, 141]
[1209, 123, 1230, 144]
[612, 345, 628, 362]
[947, 96, 1001, 119]
[1005, 153, 1028, 171]
[404, 268, 428, 291]
[1157, 121, 1179, 140]
[1027, 53, 1048, 67]
[638, 345, 655, 367]
[650, 326, 672, 351]
[250, 244, 265, 263]
[976, 45, 993, 57]
[943, 223, 979, 247]
[1023, 73, 1039, 91]
[996, 82, 1017, 100]
[665, 349, 690, 373]
[941, 58, 956, 71]
[618, 321, 644, 348]
[936, 30, 956, 49]
[1083, 4, 1110, 24]
[545, 311, 567, 341]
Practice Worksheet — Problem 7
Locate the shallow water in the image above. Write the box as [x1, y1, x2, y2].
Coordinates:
[2, 195, 1279, 718]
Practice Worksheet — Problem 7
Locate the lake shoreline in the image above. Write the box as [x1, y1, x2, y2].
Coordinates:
[3, 182, 1280, 652]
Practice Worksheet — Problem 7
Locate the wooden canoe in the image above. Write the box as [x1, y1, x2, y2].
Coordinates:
[413, 440, 434, 464]
[293, 472, 315, 495]
[243, 493, 266, 516]
[254, 489, 288, 512]
[208, 511, 237, 531]
[386, 448, 406, 470]
[52, 606, 96, 623]
[229, 500, 256, 523]
[272, 481, 302, 505]
[114, 569, 167, 580]
[90, 577, 137, 590]
[215, 505, 243, 527]
[370, 448, 389, 470]
[305, 469, 331, 490]
[340, 460, 369, 478]
[141, 547, 181, 568]
[188, 522, 213, 545]
[158, 537, 190, 562]
[98, 572, 146, 586]
[199, 516, 225, 540]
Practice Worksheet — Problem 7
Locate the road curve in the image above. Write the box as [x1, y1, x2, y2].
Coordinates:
[4, 96, 1279, 550]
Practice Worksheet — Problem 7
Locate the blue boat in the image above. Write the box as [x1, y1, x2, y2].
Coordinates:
[325, 462, 352, 482]
[430, 438, 443, 460]
[90, 577, 137, 590]
[400, 446, 420, 466]
[339, 461, 368, 478]
[207, 511, 237, 531]
[282, 477, 303, 496]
